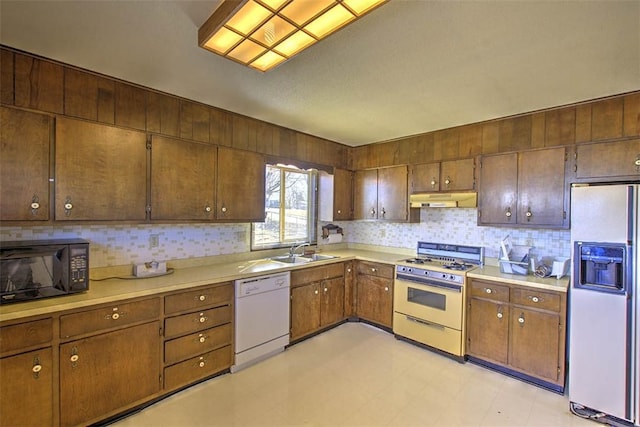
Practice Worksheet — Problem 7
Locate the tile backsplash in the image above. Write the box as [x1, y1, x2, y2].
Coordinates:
[1, 208, 570, 268]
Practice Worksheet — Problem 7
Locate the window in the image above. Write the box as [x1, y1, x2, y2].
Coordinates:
[251, 164, 317, 250]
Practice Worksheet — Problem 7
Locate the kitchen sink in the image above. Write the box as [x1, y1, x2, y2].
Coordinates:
[301, 254, 338, 261]
[270, 253, 338, 264]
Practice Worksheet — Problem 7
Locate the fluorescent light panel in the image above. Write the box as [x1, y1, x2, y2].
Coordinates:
[198, 0, 388, 72]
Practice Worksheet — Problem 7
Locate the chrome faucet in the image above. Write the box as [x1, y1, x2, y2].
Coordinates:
[289, 242, 310, 257]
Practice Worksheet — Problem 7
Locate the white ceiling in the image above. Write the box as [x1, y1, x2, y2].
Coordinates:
[1, 1, 638, 147]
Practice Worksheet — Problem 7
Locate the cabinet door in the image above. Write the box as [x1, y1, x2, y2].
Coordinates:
[478, 153, 518, 225]
[59, 322, 161, 427]
[466, 298, 509, 365]
[411, 162, 440, 193]
[0, 348, 53, 427]
[517, 147, 567, 227]
[356, 275, 392, 328]
[333, 168, 353, 220]
[353, 169, 378, 219]
[216, 147, 265, 221]
[150, 135, 216, 220]
[575, 139, 640, 180]
[0, 107, 51, 221]
[510, 308, 561, 383]
[55, 117, 147, 220]
[321, 277, 344, 327]
[377, 165, 408, 221]
[290, 283, 321, 341]
[440, 158, 475, 191]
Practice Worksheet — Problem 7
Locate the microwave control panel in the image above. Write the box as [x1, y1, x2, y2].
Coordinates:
[69, 245, 89, 287]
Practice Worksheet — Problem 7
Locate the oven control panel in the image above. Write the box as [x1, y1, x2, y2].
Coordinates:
[396, 265, 464, 284]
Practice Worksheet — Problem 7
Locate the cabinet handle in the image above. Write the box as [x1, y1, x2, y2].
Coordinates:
[528, 295, 541, 303]
[30, 194, 40, 215]
[381, 208, 386, 217]
[198, 334, 207, 343]
[444, 176, 451, 187]
[635, 155, 640, 171]
[324, 287, 328, 292]
[205, 205, 212, 213]
[525, 208, 533, 221]
[370, 208, 376, 217]
[518, 314, 525, 324]
[197, 295, 207, 302]
[197, 357, 206, 368]
[32, 356, 42, 379]
[69, 347, 79, 367]
[105, 307, 124, 320]
[199, 315, 207, 323]
[430, 177, 437, 189]
[64, 197, 73, 216]
[485, 288, 493, 294]
[505, 207, 512, 218]
[347, 268, 352, 273]
[496, 312, 503, 319]
[384, 286, 389, 292]
[371, 268, 377, 272]
[314, 289, 319, 295]
[221, 206, 228, 213]
[337, 209, 342, 214]
[111, 313, 120, 320]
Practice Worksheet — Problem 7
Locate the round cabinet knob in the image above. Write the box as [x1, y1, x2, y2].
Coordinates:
[347, 268, 352, 273]
[431, 178, 437, 187]
[384, 286, 389, 292]
[485, 288, 492, 294]
[221, 206, 227, 213]
[31, 202, 40, 210]
[526, 210, 533, 218]
[505, 208, 512, 218]
[205, 206, 212, 212]
[70, 354, 79, 363]
[199, 361, 206, 368]
[337, 209, 342, 214]
[531, 296, 539, 303]
[370, 208, 376, 216]
[111, 313, 120, 320]
[64, 203, 73, 210]
[635, 158, 640, 166]
[32, 364, 42, 373]
[371, 268, 376, 272]
[444, 177, 451, 186]
[381, 208, 386, 217]
[199, 317, 206, 323]
[199, 336, 206, 343]
[314, 290, 319, 295]
[199, 295, 206, 301]
[324, 287, 328, 292]
[518, 316, 525, 324]
[497, 312, 503, 319]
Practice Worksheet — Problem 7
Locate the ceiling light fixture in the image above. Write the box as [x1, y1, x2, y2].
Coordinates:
[198, 0, 388, 72]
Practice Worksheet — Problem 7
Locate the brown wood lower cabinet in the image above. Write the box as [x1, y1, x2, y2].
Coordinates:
[290, 263, 345, 341]
[59, 321, 161, 427]
[355, 261, 394, 328]
[466, 278, 566, 392]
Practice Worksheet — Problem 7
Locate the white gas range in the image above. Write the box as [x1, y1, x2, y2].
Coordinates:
[393, 242, 484, 360]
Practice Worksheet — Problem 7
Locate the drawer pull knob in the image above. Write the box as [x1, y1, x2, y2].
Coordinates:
[337, 209, 342, 214]
[505, 207, 512, 218]
[531, 296, 540, 303]
[199, 336, 206, 343]
[324, 287, 328, 292]
[198, 295, 206, 301]
[111, 313, 120, 320]
[497, 312, 503, 319]
[199, 317, 207, 323]
[485, 288, 493, 294]
[314, 290, 319, 295]
[384, 286, 389, 292]
[70, 354, 79, 363]
[205, 206, 212, 213]
[430, 177, 437, 188]
[371, 268, 376, 272]
[199, 361, 205, 368]
[32, 364, 42, 374]
[518, 316, 525, 324]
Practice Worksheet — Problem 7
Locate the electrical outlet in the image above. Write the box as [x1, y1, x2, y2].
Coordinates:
[149, 234, 160, 248]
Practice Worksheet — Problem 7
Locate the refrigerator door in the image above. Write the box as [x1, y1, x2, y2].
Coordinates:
[571, 184, 632, 243]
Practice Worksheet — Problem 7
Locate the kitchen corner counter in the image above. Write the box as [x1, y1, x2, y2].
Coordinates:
[0, 248, 408, 323]
[468, 265, 570, 292]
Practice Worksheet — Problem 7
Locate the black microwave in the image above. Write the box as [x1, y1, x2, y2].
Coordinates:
[0, 239, 89, 304]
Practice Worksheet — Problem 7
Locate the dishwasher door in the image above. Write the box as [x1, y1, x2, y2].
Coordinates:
[233, 271, 290, 372]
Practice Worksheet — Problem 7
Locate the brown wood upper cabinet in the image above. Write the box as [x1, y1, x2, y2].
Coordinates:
[478, 147, 568, 228]
[55, 117, 147, 221]
[216, 147, 266, 221]
[411, 158, 475, 193]
[354, 165, 416, 222]
[319, 168, 353, 221]
[574, 139, 640, 182]
[0, 107, 51, 221]
[150, 135, 216, 221]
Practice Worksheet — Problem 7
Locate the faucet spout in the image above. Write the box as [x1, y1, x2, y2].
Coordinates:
[290, 242, 311, 256]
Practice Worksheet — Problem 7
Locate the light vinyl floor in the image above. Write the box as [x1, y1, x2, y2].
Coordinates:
[112, 322, 593, 427]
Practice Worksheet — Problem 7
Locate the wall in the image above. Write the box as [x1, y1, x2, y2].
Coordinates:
[1, 209, 569, 268]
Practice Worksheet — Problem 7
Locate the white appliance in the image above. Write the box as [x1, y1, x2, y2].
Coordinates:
[393, 242, 484, 360]
[232, 271, 290, 373]
[569, 184, 639, 426]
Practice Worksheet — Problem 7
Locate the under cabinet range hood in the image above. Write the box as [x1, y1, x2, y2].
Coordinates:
[409, 192, 477, 208]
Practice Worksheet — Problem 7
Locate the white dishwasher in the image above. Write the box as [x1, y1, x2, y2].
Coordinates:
[232, 271, 290, 372]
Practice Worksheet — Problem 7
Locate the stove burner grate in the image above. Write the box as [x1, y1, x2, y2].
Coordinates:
[443, 262, 474, 271]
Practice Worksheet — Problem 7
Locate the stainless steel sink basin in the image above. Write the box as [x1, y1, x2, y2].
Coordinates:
[270, 255, 312, 264]
[301, 254, 338, 261]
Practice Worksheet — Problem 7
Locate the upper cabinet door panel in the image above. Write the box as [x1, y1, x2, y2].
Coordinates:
[150, 135, 216, 220]
[478, 153, 518, 225]
[353, 169, 378, 220]
[517, 147, 567, 226]
[440, 158, 475, 191]
[411, 162, 440, 193]
[0, 107, 51, 221]
[216, 147, 265, 221]
[576, 139, 640, 180]
[55, 117, 147, 220]
[333, 168, 353, 220]
[377, 165, 408, 221]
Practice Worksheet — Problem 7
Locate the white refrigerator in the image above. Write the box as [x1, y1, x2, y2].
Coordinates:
[569, 184, 639, 426]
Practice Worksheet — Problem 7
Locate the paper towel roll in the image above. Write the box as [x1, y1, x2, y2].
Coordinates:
[323, 234, 343, 244]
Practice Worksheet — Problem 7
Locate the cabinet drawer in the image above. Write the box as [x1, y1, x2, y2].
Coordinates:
[511, 287, 561, 312]
[60, 298, 160, 338]
[0, 318, 52, 356]
[164, 323, 232, 365]
[164, 345, 232, 390]
[357, 261, 394, 279]
[164, 305, 232, 339]
[164, 283, 233, 315]
[470, 280, 510, 302]
[291, 263, 344, 286]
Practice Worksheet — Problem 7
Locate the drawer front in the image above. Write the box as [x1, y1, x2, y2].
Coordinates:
[164, 305, 232, 339]
[164, 283, 233, 315]
[470, 280, 510, 303]
[164, 345, 232, 390]
[511, 287, 561, 312]
[60, 298, 160, 338]
[291, 263, 344, 286]
[164, 323, 232, 365]
[0, 318, 52, 356]
[357, 261, 394, 279]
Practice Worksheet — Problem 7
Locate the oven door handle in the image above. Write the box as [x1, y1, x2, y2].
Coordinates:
[396, 273, 462, 292]
[405, 315, 445, 330]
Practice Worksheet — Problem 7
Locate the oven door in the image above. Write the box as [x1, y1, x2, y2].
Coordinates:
[393, 274, 463, 330]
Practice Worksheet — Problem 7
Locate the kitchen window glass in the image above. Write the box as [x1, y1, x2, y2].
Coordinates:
[251, 164, 317, 250]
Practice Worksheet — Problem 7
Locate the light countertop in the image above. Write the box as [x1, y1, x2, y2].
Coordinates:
[468, 265, 570, 292]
